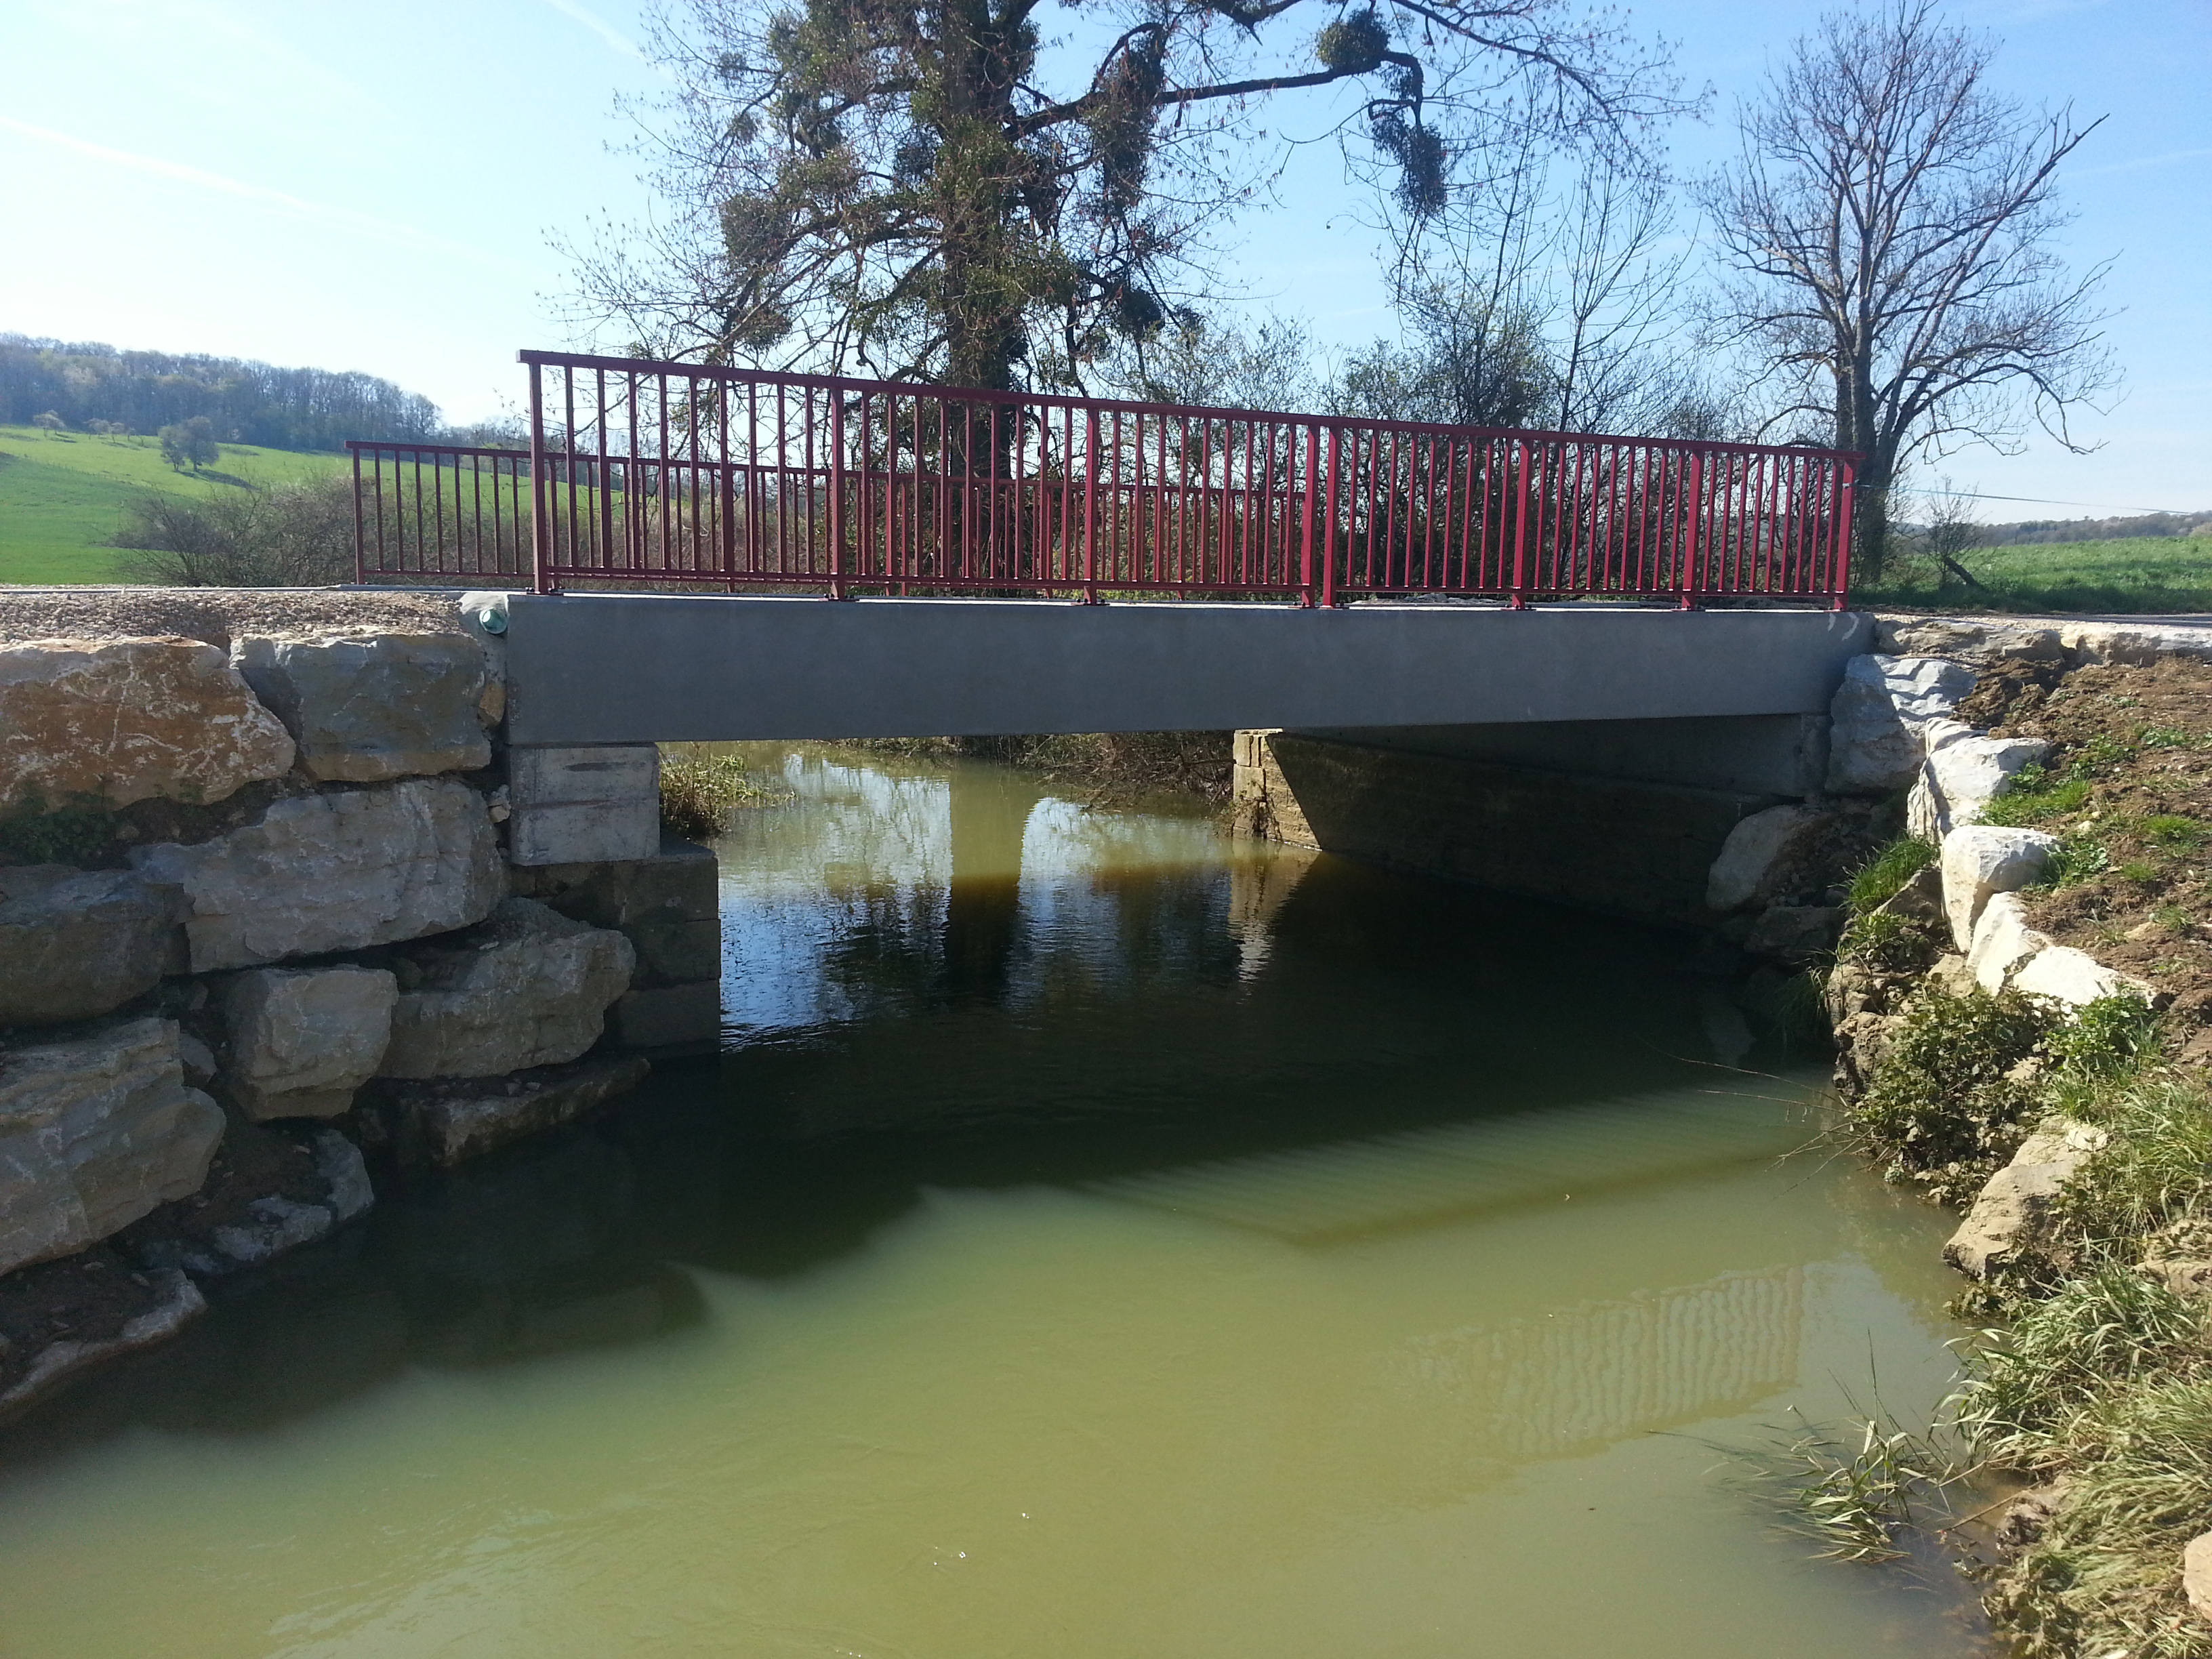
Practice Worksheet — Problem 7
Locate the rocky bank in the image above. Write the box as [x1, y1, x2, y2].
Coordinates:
[0, 592, 720, 1418]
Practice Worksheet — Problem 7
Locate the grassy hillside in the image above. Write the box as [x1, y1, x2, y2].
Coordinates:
[0, 425, 346, 584]
[1858, 535, 2212, 615]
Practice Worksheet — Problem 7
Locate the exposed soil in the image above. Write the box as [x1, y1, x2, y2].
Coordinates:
[1999, 658, 2212, 1038]
[0, 1245, 173, 1399]
[0, 588, 468, 647]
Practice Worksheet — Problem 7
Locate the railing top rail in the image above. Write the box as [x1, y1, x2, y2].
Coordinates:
[516, 349, 1864, 466]
[345, 440, 533, 459]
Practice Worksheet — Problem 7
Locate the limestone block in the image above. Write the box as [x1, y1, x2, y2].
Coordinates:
[1706, 805, 1830, 912]
[368, 1054, 651, 1166]
[508, 836, 720, 987]
[0, 636, 294, 817]
[1942, 825, 2061, 949]
[609, 982, 720, 1050]
[132, 1128, 374, 1278]
[0, 865, 186, 1027]
[1826, 655, 1978, 793]
[0, 1019, 225, 1275]
[1946, 1116, 2110, 1277]
[1877, 617, 2066, 665]
[222, 966, 398, 1120]
[379, 899, 636, 1079]
[2013, 946, 2160, 1011]
[1906, 720, 2051, 840]
[1742, 905, 1845, 966]
[1967, 893, 2051, 994]
[2061, 621, 2212, 667]
[232, 632, 493, 783]
[2186, 1533, 2212, 1626]
[129, 777, 504, 971]
[507, 745, 660, 867]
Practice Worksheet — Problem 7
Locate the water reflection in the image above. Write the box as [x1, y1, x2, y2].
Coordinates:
[0, 744, 1986, 1659]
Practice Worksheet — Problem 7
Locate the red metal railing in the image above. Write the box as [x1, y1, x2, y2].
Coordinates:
[351, 350, 1856, 606]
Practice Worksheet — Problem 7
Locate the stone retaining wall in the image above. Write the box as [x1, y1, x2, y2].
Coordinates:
[0, 592, 721, 1418]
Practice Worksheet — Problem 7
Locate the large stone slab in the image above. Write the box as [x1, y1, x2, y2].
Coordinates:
[1942, 825, 2060, 949]
[2013, 946, 2160, 1011]
[0, 636, 294, 815]
[506, 745, 661, 866]
[379, 899, 635, 1079]
[1706, 804, 1832, 913]
[1946, 1116, 2109, 1277]
[0, 865, 185, 1028]
[1967, 893, 2052, 994]
[0, 1269, 205, 1422]
[1826, 654, 1978, 794]
[1907, 720, 2051, 840]
[222, 966, 398, 1120]
[509, 836, 719, 985]
[232, 632, 493, 783]
[0, 1019, 224, 1275]
[361, 1055, 651, 1166]
[129, 777, 504, 971]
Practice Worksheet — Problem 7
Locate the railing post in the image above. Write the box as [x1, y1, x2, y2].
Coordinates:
[1678, 448, 1706, 611]
[1509, 438, 1530, 609]
[1830, 457, 1857, 611]
[527, 361, 552, 594]
[350, 448, 366, 584]
[828, 392, 848, 599]
[1082, 408, 1100, 600]
[1320, 427, 1341, 609]
[1298, 425, 1319, 607]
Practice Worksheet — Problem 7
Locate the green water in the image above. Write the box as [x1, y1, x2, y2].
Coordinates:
[0, 747, 1984, 1656]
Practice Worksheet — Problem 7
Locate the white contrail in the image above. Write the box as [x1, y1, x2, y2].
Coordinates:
[540, 0, 646, 60]
[0, 115, 510, 265]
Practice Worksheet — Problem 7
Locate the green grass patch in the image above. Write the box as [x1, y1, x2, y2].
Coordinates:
[1845, 836, 1938, 912]
[0, 425, 346, 584]
[1858, 534, 2212, 615]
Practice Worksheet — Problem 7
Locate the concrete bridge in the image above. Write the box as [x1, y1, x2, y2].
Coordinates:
[471, 591, 1871, 745]
[472, 590, 1874, 929]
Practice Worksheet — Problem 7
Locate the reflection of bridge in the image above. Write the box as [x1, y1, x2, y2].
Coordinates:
[350, 350, 1856, 609]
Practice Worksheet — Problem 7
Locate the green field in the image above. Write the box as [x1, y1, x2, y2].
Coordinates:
[1856, 534, 2212, 614]
[0, 425, 346, 584]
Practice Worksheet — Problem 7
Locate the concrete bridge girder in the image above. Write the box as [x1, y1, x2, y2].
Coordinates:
[466, 593, 1872, 747]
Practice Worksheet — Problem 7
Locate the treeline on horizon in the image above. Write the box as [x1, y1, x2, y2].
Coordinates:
[0, 334, 480, 453]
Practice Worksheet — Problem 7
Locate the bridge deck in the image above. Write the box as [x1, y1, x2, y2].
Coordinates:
[473, 592, 1874, 745]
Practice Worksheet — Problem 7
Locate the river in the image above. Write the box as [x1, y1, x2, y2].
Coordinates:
[0, 745, 1985, 1657]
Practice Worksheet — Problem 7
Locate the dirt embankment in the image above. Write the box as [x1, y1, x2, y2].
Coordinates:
[1971, 657, 2212, 1046]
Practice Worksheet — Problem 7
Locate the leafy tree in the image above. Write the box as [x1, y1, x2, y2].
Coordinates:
[30, 410, 64, 436]
[158, 416, 221, 473]
[1701, 0, 2114, 580]
[565, 0, 1689, 391]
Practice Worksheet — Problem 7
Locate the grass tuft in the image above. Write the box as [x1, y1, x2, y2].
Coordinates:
[657, 749, 793, 839]
[1847, 836, 1938, 913]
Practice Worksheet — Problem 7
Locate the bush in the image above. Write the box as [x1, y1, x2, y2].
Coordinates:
[1847, 985, 2055, 1199]
[658, 749, 790, 838]
[114, 475, 354, 586]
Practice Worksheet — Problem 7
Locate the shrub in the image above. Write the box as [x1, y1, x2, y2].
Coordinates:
[114, 475, 354, 586]
[658, 750, 789, 838]
[1836, 908, 1940, 972]
[1847, 985, 2055, 1199]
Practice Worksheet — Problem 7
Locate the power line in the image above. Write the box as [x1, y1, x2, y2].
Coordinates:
[1892, 485, 2207, 516]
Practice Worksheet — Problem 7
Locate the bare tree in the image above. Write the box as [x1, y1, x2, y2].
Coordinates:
[1701, 0, 2114, 579]
[560, 0, 1689, 392]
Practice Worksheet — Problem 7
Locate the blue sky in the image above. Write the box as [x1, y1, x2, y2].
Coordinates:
[1, 0, 2205, 518]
